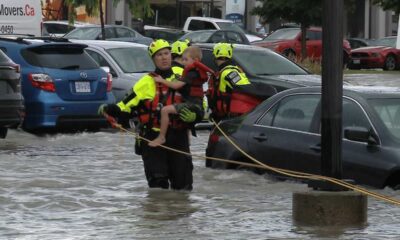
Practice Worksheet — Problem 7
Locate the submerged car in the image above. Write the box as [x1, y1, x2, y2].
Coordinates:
[0, 37, 115, 132]
[0, 49, 24, 138]
[71, 40, 154, 102]
[206, 86, 400, 189]
[197, 43, 321, 93]
[348, 36, 400, 71]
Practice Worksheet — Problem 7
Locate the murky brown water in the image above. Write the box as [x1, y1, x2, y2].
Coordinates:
[1, 129, 400, 239]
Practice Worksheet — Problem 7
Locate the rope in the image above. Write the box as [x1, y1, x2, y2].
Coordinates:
[103, 113, 400, 206]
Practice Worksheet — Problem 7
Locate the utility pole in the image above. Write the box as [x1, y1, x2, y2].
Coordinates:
[321, 0, 343, 181]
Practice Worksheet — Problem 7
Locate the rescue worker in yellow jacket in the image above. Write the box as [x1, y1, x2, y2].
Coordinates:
[208, 43, 251, 121]
[98, 39, 196, 190]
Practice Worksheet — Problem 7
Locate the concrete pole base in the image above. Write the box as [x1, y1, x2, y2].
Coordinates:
[293, 191, 367, 226]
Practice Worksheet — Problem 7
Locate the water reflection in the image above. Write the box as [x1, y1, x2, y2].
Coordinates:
[139, 189, 198, 221]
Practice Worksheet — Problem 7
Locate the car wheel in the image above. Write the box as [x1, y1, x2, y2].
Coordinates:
[0, 127, 8, 139]
[384, 55, 397, 71]
[283, 49, 296, 62]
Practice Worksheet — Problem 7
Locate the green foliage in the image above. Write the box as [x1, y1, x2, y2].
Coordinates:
[252, 0, 322, 28]
[64, 0, 152, 23]
[114, 0, 153, 19]
[372, 0, 400, 15]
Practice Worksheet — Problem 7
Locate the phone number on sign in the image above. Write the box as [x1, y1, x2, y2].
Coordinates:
[0, 25, 14, 34]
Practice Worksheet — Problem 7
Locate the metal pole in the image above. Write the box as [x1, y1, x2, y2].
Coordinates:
[321, 0, 344, 180]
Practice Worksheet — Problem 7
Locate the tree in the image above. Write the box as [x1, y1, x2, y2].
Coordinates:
[252, 0, 322, 60]
[64, 0, 152, 40]
[373, 0, 400, 15]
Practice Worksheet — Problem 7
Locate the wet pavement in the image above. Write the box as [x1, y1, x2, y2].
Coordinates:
[1, 129, 400, 239]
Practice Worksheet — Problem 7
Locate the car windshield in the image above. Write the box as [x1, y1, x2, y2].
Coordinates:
[368, 98, 400, 141]
[234, 48, 307, 75]
[180, 31, 214, 42]
[265, 28, 300, 40]
[216, 22, 245, 34]
[106, 47, 154, 73]
[370, 37, 396, 48]
[65, 28, 101, 39]
[21, 46, 99, 70]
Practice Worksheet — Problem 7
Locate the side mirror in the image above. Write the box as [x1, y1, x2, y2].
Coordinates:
[344, 126, 379, 145]
[100, 66, 110, 73]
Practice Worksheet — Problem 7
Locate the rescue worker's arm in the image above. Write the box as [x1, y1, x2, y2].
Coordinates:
[98, 90, 137, 118]
[98, 75, 155, 117]
[154, 75, 186, 89]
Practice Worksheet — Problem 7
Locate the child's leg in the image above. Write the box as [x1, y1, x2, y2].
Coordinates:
[149, 105, 178, 147]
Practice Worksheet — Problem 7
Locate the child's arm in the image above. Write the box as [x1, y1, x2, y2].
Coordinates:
[153, 75, 186, 89]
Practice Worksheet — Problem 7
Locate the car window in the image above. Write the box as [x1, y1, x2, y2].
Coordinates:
[234, 48, 308, 75]
[45, 23, 74, 35]
[210, 31, 225, 43]
[21, 46, 99, 70]
[189, 20, 216, 31]
[200, 49, 218, 71]
[226, 31, 245, 43]
[116, 27, 136, 38]
[65, 27, 101, 39]
[85, 49, 111, 68]
[101, 28, 116, 39]
[258, 94, 320, 132]
[342, 98, 372, 131]
[368, 98, 400, 140]
[306, 30, 322, 40]
[181, 31, 214, 43]
[264, 28, 300, 40]
[216, 22, 245, 34]
[106, 47, 154, 73]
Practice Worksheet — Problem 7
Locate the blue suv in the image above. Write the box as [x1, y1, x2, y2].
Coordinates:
[0, 38, 115, 132]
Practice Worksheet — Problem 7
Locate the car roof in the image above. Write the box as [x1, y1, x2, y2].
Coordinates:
[280, 85, 400, 99]
[69, 39, 147, 49]
[187, 16, 232, 23]
[43, 20, 89, 26]
[0, 37, 87, 47]
[195, 42, 261, 50]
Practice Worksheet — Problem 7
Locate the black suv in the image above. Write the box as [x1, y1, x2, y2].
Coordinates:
[0, 49, 24, 138]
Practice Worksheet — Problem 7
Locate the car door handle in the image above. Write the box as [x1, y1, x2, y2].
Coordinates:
[253, 134, 268, 142]
[309, 144, 321, 152]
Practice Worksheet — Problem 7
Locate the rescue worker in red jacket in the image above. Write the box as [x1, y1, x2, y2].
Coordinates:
[208, 43, 251, 121]
[98, 39, 197, 190]
[149, 45, 209, 147]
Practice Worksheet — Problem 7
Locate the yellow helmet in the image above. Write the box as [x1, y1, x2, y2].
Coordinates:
[148, 39, 171, 57]
[213, 43, 233, 59]
[171, 39, 190, 56]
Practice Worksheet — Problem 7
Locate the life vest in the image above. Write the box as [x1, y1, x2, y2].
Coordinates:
[207, 65, 262, 120]
[182, 61, 215, 101]
[136, 73, 185, 130]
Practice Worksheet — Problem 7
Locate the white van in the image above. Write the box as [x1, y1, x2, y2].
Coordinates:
[0, 0, 42, 36]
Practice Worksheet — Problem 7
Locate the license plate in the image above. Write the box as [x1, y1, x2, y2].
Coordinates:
[353, 59, 360, 64]
[75, 81, 91, 93]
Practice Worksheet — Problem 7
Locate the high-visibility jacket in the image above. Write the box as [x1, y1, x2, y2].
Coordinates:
[116, 68, 184, 130]
[207, 64, 261, 120]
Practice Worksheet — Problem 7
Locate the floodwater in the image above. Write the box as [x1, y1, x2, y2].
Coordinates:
[1, 129, 400, 239]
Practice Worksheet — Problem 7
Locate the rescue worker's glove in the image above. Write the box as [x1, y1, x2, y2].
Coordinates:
[179, 107, 197, 123]
[98, 104, 108, 115]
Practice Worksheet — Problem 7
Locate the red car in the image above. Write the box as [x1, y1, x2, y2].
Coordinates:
[348, 36, 400, 71]
[252, 27, 351, 64]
